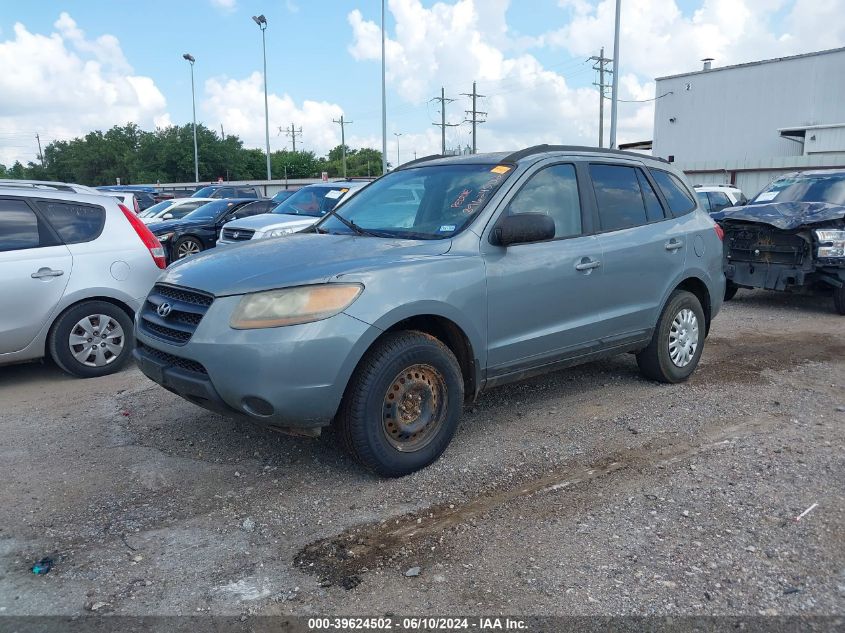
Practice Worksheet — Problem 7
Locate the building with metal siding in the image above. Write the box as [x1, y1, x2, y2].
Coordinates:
[652, 47, 845, 196]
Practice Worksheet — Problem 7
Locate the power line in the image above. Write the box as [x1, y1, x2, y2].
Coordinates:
[431, 87, 460, 155]
[461, 81, 487, 154]
[589, 47, 613, 148]
[607, 91, 674, 103]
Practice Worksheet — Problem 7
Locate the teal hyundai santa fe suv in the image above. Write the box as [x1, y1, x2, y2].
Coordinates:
[134, 145, 725, 476]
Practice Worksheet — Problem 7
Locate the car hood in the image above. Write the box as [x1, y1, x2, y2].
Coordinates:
[160, 232, 452, 296]
[223, 213, 318, 232]
[148, 218, 209, 233]
[713, 201, 845, 230]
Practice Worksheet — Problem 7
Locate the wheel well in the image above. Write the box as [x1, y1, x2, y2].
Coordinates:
[48, 296, 136, 338]
[384, 315, 477, 399]
[675, 277, 711, 333]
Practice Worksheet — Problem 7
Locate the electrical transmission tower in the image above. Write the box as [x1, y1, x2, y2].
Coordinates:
[589, 47, 613, 148]
[461, 81, 487, 154]
[431, 87, 460, 155]
[282, 123, 303, 151]
[332, 115, 354, 178]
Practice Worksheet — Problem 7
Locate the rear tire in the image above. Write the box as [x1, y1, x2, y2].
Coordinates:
[49, 301, 134, 378]
[637, 290, 706, 384]
[724, 281, 739, 302]
[834, 286, 845, 315]
[337, 331, 464, 477]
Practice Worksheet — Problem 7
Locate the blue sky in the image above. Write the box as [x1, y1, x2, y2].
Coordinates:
[0, 0, 839, 166]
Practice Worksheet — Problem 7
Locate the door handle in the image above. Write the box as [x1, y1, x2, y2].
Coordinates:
[665, 239, 683, 251]
[31, 268, 64, 279]
[575, 259, 601, 271]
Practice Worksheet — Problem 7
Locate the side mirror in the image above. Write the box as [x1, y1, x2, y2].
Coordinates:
[491, 213, 555, 247]
[162, 213, 173, 220]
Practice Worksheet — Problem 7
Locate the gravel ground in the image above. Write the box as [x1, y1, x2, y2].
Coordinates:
[0, 289, 843, 619]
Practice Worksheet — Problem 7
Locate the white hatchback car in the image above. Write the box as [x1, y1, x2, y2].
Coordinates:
[0, 188, 165, 377]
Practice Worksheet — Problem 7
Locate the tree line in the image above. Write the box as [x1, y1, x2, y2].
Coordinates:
[0, 123, 386, 186]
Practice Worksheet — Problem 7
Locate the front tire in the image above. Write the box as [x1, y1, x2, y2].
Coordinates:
[834, 286, 845, 315]
[173, 236, 203, 259]
[337, 331, 464, 477]
[637, 290, 706, 383]
[48, 301, 134, 378]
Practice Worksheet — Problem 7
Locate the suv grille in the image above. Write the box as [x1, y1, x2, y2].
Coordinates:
[724, 225, 808, 266]
[139, 284, 214, 346]
[137, 342, 207, 375]
[221, 227, 255, 242]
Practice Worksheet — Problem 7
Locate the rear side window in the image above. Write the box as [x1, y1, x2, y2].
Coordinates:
[636, 170, 666, 221]
[650, 169, 696, 215]
[235, 187, 258, 197]
[37, 201, 106, 244]
[696, 191, 711, 212]
[589, 164, 649, 231]
[0, 199, 42, 252]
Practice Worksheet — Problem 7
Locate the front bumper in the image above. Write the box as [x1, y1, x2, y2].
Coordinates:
[726, 261, 845, 291]
[134, 297, 380, 428]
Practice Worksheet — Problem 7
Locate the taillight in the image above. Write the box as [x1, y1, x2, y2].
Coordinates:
[119, 204, 167, 269]
[713, 224, 725, 241]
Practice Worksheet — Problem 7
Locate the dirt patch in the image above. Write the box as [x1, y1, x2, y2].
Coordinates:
[293, 418, 773, 589]
[698, 331, 845, 385]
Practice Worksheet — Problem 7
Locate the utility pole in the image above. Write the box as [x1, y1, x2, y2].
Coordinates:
[220, 124, 225, 140]
[589, 47, 613, 148]
[332, 115, 354, 178]
[609, 0, 622, 149]
[35, 133, 44, 167]
[285, 123, 303, 152]
[431, 87, 459, 155]
[461, 81, 487, 154]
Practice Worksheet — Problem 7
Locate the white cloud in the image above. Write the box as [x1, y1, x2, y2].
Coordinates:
[0, 13, 168, 167]
[348, 0, 612, 150]
[210, 0, 237, 12]
[349, 0, 843, 150]
[201, 72, 346, 156]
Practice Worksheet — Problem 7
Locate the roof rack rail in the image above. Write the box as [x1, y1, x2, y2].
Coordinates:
[501, 144, 669, 164]
[395, 154, 443, 170]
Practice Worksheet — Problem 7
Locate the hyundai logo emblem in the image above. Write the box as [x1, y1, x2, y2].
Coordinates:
[157, 302, 173, 317]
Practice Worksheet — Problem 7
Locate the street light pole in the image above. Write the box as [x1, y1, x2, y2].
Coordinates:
[381, 0, 388, 175]
[252, 14, 272, 180]
[393, 132, 402, 167]
[609, 0, 622, 149]
[183, 53, 199, 183]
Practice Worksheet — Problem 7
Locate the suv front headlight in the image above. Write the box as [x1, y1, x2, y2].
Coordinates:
[265, 227, 297, 238]
[229, 284, 364, 329]
[815, 229, 845, 258]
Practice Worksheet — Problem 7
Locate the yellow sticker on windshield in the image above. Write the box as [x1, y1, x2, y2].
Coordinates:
[490, 165, 511, 174]
[340, 188, 349, 193]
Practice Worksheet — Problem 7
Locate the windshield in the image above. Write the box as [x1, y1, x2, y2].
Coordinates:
[273, 186, 351, 217]
[139, 200, 173, 218]
[191, 186, 222, 198]
[750, 172, 845, 205]
[272, 190, 295, 203]
[181, 199, 231, 220]
[317, 164, 513, 239]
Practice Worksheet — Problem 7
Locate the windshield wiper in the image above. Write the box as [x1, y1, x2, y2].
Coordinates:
[330, 212, 382, 237]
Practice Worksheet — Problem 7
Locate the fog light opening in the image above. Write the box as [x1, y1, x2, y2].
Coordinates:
[242, 396, 275, 417]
